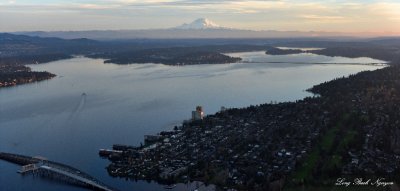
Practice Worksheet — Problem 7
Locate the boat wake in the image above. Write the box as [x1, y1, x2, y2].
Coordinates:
[68, 93, 87, 119]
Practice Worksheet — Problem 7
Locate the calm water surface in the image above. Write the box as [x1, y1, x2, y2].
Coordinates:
[0, 52, 386, 191]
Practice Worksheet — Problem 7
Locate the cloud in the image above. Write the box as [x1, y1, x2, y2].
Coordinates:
[78, 3, 119, 10]
[0, 0, 399, 33]
[300, 15, 346, 22]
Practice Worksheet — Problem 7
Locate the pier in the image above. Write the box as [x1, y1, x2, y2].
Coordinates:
[0, 152, 116, 191]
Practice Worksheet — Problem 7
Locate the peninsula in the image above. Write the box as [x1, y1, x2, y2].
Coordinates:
[0, 64, 56, 88]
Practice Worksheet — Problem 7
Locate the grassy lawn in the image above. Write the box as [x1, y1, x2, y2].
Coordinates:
[337, 130, 357, 152]
[321, 126, 339, 152]
[292, 149, 320, 182]
[326, 155, 342, 170]
[291, 114, 348, 183]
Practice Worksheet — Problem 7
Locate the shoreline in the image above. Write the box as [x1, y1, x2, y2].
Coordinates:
[99, 64, 400, 190]
[2, 51, 387, 89]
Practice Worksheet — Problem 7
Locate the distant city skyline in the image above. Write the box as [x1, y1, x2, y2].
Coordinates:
[1, 0, 400, 35]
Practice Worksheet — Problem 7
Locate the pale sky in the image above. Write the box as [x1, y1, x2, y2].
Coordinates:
[1, 0, 400, 34]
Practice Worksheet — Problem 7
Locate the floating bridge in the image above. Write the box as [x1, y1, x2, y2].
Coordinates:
[0, 152, 116, 191]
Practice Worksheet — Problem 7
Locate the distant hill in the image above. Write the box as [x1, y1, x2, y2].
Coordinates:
[14, 18, 360, 40]
[15, 29, 347, 40]
[0, 33, 98, 57]
[367, 37, 400, 47]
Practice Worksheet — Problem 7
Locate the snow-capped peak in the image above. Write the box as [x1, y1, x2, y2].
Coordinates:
[176, 18, 224, 29]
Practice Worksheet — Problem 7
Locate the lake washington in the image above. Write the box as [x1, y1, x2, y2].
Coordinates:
[0, 51, 386, 191]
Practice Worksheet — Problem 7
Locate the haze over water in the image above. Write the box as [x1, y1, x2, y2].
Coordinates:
[0, 52, 385, 191]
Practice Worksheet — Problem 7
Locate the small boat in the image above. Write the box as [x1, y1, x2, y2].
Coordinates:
[164, 184, 177, 189]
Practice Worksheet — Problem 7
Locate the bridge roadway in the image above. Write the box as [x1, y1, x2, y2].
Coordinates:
[40, 165, 113, 191]
[0, 152, 116, 191]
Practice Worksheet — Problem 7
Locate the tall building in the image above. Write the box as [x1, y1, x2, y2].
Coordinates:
[192, 106, 204, 121]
